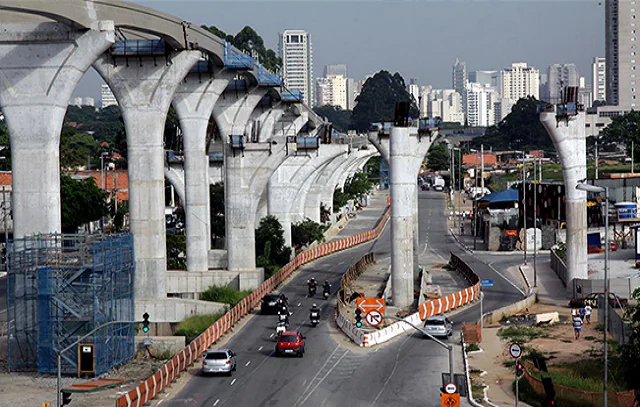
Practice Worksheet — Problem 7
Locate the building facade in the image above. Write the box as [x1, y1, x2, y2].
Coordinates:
[592, 56, 607, 103]
[466, 82, 498, 127]
[453, 59, 468, 112]
[424, 89, 464, 124]
[547, 63, 580, 101]
[606, 0, 638, 108]
[279, 30, 314, 107]
[101, 84, 118, 108]
[500, 62, 540, 102]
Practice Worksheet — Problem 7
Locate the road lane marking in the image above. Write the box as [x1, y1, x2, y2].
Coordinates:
[294, 349, 349, 407]
[245, 361, 251, 366]
[213, 400, 219, 406]
[486, 261, 526, 296]
[297, 303, 302, 307]
[371, 334, 412, 405]
[270, 333, 274, 338]
[230, 379, 236, 386]
[294, 345, 341, 402]
[258, 346, 263, 351]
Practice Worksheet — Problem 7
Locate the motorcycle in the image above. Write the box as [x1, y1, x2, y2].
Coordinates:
[278, 313, 289, 323]
[323, 285, 331, 300]
[276, 321, 287, 336]
[308, 285, 316, 297]
[310, 311, 320, 327]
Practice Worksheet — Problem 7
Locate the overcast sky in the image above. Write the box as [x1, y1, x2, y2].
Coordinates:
[74, 0, 605, 104]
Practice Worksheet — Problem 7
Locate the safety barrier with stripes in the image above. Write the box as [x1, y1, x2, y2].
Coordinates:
[115, 206, 390, 407]
[335, 252, 481, 347]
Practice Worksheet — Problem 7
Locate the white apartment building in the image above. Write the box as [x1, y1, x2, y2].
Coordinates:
[424, 89, 464, 124]
[606, 0, 637, 108]
[500, 62, 539, 102]
[547, 63, 580, 101]
[466, 82, 498, 127]
[592, 57, 607, 102]
[315, 73, 348, 109]
[101, 84, 118, 108]
[279, 30, 314, 107]
[407, 78, 420, 106]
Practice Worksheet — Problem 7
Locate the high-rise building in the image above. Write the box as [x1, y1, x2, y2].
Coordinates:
[315, 73, 348, 109]
[82, 97, 95, 107]
[547, 63, 580, 101]
[452, 59, 467, 111]
[606, 0, 639, 108]
[424, 89, 464, 125]
[407, 78, 420, 107]
[347, 78, 357, 110]
[324, 64, 347, 77]
[101, 84, 118, 108]
[469, 71, 499, 88]
[592, 57, 607, 103]
[279, 30, 314, 107]
[579, 77, 594, 108]
[500, 62, 540, 102]
[466, 82, 498, 127]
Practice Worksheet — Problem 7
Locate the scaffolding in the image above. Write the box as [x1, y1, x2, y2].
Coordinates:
[7, 233, 135, 376]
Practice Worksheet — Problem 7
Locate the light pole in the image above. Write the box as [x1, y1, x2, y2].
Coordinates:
[457, 148, 462, 237]
[471, 148, 479, 250]
[515, 151, 527, 264]
[576, 182, 609, 407]
[533, 157, 537, 287]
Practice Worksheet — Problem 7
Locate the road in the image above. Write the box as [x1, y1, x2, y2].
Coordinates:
[163, 191, 524, 407]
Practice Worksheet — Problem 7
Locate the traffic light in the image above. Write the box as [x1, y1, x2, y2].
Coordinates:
[61, 390, 72, 406]
[515, 361, 524, 378]
[142, 312, 150, 333]
[355, 308, 363, 328]
[542, 377, 556, 407]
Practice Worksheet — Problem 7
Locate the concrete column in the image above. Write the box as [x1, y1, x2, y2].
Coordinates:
[93, 51, 200, 299]
[0, 22, 114, 237]
[164, 166, 185, 204]
[173, 70, 232, 272]
[268, 145, 347, 247]
[258, 106, 284, 142]
[388, 126, 436, 309]
[304, 152, 349, 222]
[540, 111, 588, 288]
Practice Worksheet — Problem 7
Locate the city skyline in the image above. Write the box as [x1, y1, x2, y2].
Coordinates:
[73, 0, 604, 104]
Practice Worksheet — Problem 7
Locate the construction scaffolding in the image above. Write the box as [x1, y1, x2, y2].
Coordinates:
[7, 233, 135, 376]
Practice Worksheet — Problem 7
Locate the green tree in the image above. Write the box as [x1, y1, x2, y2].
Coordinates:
[0, 123, 10, 171]
[210, 182, 225, 244]
[255, 215, 291, 268]
[60, 128, 100, 169]
[349, 70, 419, 132]
[622, 287, 640, 404]
[364, 156, 381, 183]
[166, 233, 186, 270]
[472, 97, 552, 151]
[313, 105, 352, 132]
[333, 186, 349, 213]
[60, 174, 109, 233]
[600, 110, 640, 162]
[427, 143, 450, 171]
[343, 171, 373, 201]
[291, 218, 327, 249]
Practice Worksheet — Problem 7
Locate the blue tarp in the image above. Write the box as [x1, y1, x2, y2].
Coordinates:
[479, 189, 518, 204]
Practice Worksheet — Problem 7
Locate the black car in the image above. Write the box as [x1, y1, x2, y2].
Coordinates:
[261, 294, 282, 314]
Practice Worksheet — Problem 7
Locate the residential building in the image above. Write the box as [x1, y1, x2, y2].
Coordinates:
[424, 89, 464, 124]
[606, 0, 638, 108]
[408, 78, 420, 106]
[315, 73, 348, 109]
[466, 82, 498, 127]
[547, 63, 580, 101]
[579, 77, 594, 108]
[469, 71, 499, 88]
[500, 62, 540, 102]
[82, 97, 95, 107]
[316, 77, 331, 106]
[279, 29, 314, 107]
[453, 59, 468, 111]
[347, 78, 357, 110]
[101, 84, 118, 108]
[592, 56, 607, 102]
[324, 64, 347, 77]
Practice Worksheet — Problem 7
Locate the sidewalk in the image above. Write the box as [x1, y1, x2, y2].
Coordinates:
[332, 190, 389, 239]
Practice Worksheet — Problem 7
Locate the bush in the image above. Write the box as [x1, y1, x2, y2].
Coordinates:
[292, 218, 328, 249]
[166, 233, 186, 270]
[255, 216, 291, 266]
[174, 313, 223, 343]
[200, 285, 252, 306]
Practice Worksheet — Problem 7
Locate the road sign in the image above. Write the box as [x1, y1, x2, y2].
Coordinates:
[441, 393, 460, 407]
[444, 382, 458, 394]
[356, 297, 385, 315]
[481, 279, 494, 287]
[365, 310, 383, 326]
[509, 343, 522, 359]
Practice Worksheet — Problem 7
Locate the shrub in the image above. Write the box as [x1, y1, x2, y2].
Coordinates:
[200, 285, 252, 306]
[174, 313, 223, 343]
[292, 218, 328, 249]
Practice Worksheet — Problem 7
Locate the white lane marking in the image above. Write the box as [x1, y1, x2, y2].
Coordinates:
[487, 261, 526, 297]
[294, 345, 341, 403]
[230, 379, 236, 386]
[295, 350, 349, 407]
[213, 400, 219, 406]
[297, 303, 302, 307]
[245, 361, 251, 366]
[258, 346, 263, 351]
[269, 333, 274, 338]
[157, 398, 165, 406]
[371, 334, 412, 405]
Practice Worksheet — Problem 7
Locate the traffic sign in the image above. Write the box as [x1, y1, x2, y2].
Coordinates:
[441, 393, 460, 407]
[444, 382, 458, 394]
[365, 310, 383, 326]
[356, 297, 385, 315]
[481, 279, 494, 287]
[509, 343, 522, 359]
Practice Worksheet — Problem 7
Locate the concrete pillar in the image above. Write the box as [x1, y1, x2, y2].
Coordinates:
[268, 145, 347, 247]
[164, 166, 185, 204]
[304, 152, 350, 222]
[0, 22, 114, 238]
[258, 106, 284, 142]
[540, 111, 588, 288]
[93, 51, 200, 299]
[173, 70, 232, 272]
[388, 126, 436, 309]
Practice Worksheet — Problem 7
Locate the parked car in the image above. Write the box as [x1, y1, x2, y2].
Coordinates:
[261, 293, 282, 314]
[569, 292, 628, 309]
[423, 315, 453, 339]
[275, 331, 305, 357]
[202, 349, 237, 375]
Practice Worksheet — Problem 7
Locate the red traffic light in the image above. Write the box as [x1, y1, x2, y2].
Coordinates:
[515, 362, 524, 377]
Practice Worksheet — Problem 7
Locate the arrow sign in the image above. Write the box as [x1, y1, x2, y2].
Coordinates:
[357, 298, 385, 315]
[365, 310, 383, 326]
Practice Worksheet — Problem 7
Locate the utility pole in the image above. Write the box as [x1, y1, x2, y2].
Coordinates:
[533, 158, 538, 287]
[458, 148, 462, 237]
[633, 141, 635, 174]
[522, 152, 527, 265]
[595, 137, 599, 180]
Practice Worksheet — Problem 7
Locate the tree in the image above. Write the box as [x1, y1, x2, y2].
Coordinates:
[364, 156, 380, 184]
[291, 218, 327, 249]
[343, 171, 373, 201]
[166, 233, 187, 270]
[60, 174, 109, 233]
[255, 215, 291, 268]
[349, 70, 419, 132]
[313, 105, 352, 132]
[471, 97, 553, 151]
[333, 186, 349, 213]
[600, 110, 640, 162]
[60, 128, 100, 169]
[210, 182, 225, 244]
[427, 143, 450, 171]
[622, 287, 640, 404]
[201, 25, 281, 72]
[0, 123, 10, 171]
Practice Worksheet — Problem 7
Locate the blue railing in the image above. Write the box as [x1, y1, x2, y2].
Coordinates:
[419, 117, 442, 131]
[190, 60, 211, 73]
[258, 64, 283, 87]
[556, 102, 578, 116]
[111, 40, 166, 56]
[226, 79, 249, 91]
[209, 152, 223, 162]
[223, 41, 253, 69]
[230, 135, 244, 149]
[297, 137, 319, 150]
[281, 90, 303, 102]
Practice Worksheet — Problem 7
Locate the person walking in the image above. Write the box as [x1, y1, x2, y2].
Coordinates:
[572, 313, 583, 340]
[584, 304, 592, 325]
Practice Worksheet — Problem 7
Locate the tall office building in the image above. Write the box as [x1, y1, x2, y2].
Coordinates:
[469, 71, 499, 88]
[407, 78, 420, 106]
[547, 63, 580, 101]
[466, 82, 498, 127]
[279, 30, 314, 107]
[452, 59, 467, 111]
[423, 89, 464, 125]
[592, 57, 607, 103]
[606, 0, 639, 108]
[500, 62, 540, 101]
[101, 84, 118, 108]
[324, 64, 347, 77]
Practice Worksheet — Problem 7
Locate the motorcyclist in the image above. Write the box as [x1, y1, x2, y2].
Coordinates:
[309, 304, 320, 320]
[278, 293, 288, 307]
[322, 280, 331, 294]
[277, 304, 290, 324]
[308, 278, 318, 296]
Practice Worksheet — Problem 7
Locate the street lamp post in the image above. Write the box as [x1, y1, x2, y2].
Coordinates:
[576, 182, 609, 407]
[520, 151, 528, 265]
[457, 148, 462, 237]
[533, 158, 537, 287]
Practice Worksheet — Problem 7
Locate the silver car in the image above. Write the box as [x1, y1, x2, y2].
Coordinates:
[202, 349, 237, 375]
[423, 315, 453, 339]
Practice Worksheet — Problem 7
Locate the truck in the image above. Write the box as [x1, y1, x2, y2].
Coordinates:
[433, 176, 445, 192]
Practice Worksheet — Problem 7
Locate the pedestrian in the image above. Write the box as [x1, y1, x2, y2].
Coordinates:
[579, 307, 586, 321]
[584, 304, 592, 325]
[572, 313, 583, 340]
[461, 224, 465, 235]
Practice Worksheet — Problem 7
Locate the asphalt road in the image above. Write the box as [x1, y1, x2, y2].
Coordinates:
[164, 191, 525, 407]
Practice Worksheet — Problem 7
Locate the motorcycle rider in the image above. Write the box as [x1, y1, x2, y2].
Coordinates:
[309, 303, 320, 320]
[322, 280, 331, 295]
[278, 293, 288, 307]
[308, 277, 318, 295]
[277, 304, 290, 324]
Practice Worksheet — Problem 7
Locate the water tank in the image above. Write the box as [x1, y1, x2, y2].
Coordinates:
[615, 202, 637, 220]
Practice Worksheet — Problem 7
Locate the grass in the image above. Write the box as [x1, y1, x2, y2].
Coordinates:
[200, 285, 252, 306]
[497, 325, 548, 343]
[517, 378, 586, 407]
[173, 313, 223, 343]
[584, 335, 596, 341]
[466, 343, 481, 352]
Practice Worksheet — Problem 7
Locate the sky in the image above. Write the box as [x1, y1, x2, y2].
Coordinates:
[74, 0, 605, 104]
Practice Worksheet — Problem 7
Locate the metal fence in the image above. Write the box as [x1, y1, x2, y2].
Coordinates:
[7, 233, 135, 375]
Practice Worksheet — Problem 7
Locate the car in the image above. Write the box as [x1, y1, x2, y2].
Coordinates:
[202, 349, 236, 375]
[275, 331, 305, 357]
[422, 315, 453, 339]
[568, 292, 628, 309]
[261, 294, 282, 314]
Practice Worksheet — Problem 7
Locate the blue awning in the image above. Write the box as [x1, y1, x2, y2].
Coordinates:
[479, 189, 518, 204]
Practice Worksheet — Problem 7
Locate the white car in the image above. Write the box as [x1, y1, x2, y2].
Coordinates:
[202, 349, 237, 375]
[423, 315, 453, 339]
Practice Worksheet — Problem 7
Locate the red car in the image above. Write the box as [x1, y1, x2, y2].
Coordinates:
[275, 331, 306, 357]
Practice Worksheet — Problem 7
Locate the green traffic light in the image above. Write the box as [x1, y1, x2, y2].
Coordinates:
[143, 326, 149, 333]
[355, 321, 362, 328]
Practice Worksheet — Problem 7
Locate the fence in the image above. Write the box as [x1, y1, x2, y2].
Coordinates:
[598, 299, 633, 346]
[523, 361, 636, 407]
[549, 250, 567, 287]
[336, 252, 375, 312]
[114, 206, 391, 407]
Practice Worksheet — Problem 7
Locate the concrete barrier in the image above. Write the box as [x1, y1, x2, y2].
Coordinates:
[481, 293, 537, 327]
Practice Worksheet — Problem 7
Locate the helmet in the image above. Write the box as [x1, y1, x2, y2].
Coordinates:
[312, 303, 317, 307]
[325, 280, 329, 284]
